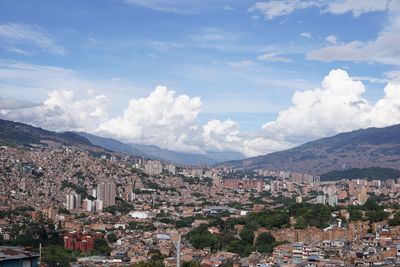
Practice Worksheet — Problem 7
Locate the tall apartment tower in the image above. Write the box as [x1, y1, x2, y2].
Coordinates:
[97, 183, 116, 207]
[66, 193, 81, 210]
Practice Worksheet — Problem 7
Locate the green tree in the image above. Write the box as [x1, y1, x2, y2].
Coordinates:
[182, 261, 201, 267]
[294, 217, 307, 229]
[255, 233, 277, 253]
[363, 199, 380, 211]
[367, 210, 388, 222]
[133, 260, 164, 267]
[187, 225, 220, 251]
[42, 245, 77, 267]
[389, 212, 400, 226]
[239, 228, 254, 244]
[349, 210, 363, 221]
[226, 239, 253, 257]
[107, 232, 118, 243]
[93, 238, 111, 255]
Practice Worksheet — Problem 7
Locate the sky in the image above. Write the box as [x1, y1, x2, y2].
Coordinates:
[0, 0, 400, 157]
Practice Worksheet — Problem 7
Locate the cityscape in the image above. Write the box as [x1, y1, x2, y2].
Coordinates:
[1, 0, 400, 267]
[1, 120, 400, 266]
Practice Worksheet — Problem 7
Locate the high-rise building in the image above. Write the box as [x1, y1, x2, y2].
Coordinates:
[328, 194, 338, 207]
[165, 164, 176, 175]
[97, 183, 116, 207]
[357, 186, 369, 204]
[316, 195, 326, 205]
[123, 192, 135, 202]
[212, 175, 221, 188]
[270, 181, 280, 193]
[144, 160, 163, 176]
[95, 200, 103, 211]
[83, 199, 93, 212]
[66, 193, 81, 210]
[191, 168, 203, 178]
[66, 194, 73, 210]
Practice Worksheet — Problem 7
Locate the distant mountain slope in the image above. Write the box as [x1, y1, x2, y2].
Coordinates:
[219, 124, 400, 175]
[77, 132, 146, 156]
[0, 119, 93, 147]
[320, 167, 400, 181]
[133, 144, 218, 166]
[77, 132, 245, 166]
[0, 119, 244, 166]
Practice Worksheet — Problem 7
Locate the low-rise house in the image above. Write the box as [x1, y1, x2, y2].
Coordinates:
[0, 246, 39, 267]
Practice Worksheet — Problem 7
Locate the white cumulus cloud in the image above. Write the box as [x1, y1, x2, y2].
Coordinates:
[261, 69, 400, 145]
[0, 90, 108, 131]
[202, 119, 242, 151]
[98, 86, 203, 153]
[2, 64, 400, 158]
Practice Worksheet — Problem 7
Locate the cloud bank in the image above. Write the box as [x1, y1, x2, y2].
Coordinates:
[1, 68, 400, 157]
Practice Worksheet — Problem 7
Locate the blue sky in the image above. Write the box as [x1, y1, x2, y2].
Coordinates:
[0, 0, 399, 156]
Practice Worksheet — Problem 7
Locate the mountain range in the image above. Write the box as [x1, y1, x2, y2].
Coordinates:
[0, 119, 93, 148]
[77, 132, 244, 166]
[3, 118, 400, 173]
[218, 124, 400, 175]
[0, 119, 244, 166]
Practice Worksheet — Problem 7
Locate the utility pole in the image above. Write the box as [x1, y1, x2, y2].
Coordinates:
[39, 243, 42, 264]
[176, 238, 181, 267]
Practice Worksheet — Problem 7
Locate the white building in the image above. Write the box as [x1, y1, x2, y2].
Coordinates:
[95, 200, 103, 211]
[114, 224, 126, 230]
[191, 168, 203, 178]
[165, 164, 176, 175]
[83, 199, 93, 212]
[129, 211, 150, 219]
[328, 195, 338, 207]
[316, 195, 326, 205]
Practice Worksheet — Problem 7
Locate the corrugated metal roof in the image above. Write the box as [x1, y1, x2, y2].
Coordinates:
[0, 246, 39, 261]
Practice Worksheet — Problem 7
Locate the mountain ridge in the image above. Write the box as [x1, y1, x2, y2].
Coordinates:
[77, 132, 245, 166]
[218, 124, 400, 175]
[0, 119, 94, 148]
[0, 119, 244, 166]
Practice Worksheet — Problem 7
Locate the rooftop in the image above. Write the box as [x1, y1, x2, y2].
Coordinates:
[0, 246, 39, 262]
